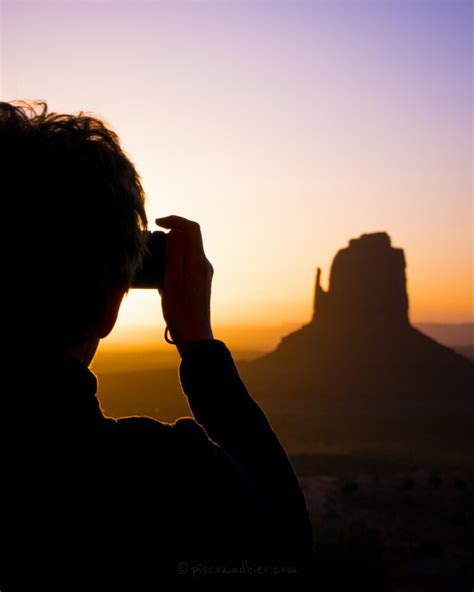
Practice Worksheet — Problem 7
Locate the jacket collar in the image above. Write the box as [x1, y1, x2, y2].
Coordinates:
[7, 347, 105, 426]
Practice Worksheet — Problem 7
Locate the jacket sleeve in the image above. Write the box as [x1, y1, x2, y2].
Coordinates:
[178, 338, 314, 562]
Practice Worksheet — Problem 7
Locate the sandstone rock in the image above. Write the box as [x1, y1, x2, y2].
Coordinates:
[237, 232, 474, 453]
[312, 232, 409, 330]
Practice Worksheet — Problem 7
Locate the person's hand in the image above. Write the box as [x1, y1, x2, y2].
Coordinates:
[155, 215, 214, 353]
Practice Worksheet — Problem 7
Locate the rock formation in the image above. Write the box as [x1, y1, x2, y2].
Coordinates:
[311, 232, 409, 330]
[237, 232, 474, 454]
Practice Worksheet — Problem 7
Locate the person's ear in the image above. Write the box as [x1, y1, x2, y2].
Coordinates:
[96, 284, 127, 339]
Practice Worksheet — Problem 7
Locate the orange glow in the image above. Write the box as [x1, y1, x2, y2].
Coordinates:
[3, 0, 472, 348]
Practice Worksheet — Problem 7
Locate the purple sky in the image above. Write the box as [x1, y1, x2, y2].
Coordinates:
[1, 0, 472, 338]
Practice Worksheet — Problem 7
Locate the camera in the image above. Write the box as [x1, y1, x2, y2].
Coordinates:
[131, 230, 167, 289]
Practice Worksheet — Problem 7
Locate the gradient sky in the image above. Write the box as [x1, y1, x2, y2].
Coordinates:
[1, 0, 472, 347]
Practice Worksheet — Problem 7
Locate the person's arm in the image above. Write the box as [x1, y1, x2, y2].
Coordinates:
[178, 338, 314, 562]
[154, 214, 313, 563]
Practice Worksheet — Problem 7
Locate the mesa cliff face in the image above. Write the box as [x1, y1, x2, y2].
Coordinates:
[237, 232, 474, 453]
[312, 232, 409, 330]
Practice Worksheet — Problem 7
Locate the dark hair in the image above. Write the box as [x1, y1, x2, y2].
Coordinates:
[1, 100, 149, 347]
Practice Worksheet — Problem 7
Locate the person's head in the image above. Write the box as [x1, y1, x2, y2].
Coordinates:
[1, 100, 149, 364]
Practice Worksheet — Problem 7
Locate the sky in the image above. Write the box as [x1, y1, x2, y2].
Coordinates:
[1, 0, 472, 349]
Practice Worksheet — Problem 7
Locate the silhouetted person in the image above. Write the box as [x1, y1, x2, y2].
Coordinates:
[0, 101, 313, 588]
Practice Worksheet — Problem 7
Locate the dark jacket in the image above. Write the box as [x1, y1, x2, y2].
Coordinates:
[1, 339, 314, 587]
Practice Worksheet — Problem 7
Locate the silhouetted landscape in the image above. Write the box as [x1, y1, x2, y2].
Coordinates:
[237, 232, 474, 455]
[90, 232, 473, 589]
[4, 0, 472, 585]
[94, 232, 473, 454]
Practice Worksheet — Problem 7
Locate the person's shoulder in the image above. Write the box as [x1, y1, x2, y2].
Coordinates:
[111, 415, 235, 479]
[113, 415, 174, 433]
[112, 415, 235, 463]
[98, 416, 216, 467]
[109, 414, 210, 446]
[101, 415, 254, 493]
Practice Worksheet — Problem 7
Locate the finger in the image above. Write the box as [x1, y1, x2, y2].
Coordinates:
[164, 228, 185, 289]
[155, 215, 191, 229]
[156, 215, 205, 263]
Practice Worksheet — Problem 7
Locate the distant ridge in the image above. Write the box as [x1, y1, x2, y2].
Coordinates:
[413, 323, 473, 348]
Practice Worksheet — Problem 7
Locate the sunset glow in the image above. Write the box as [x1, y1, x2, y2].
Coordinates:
[2, 0, 472, 349]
